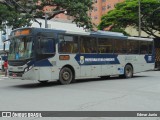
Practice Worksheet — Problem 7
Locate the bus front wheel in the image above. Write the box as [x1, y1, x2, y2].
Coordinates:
[59, 67, 73, 85]
[124, 64, 133, 78]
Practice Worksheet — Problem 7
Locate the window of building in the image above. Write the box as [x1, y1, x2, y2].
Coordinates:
[102, 6, 106, 11]
[98, 38, 113, 53]
[94, 16, 98, 19]
[59, 35, 78, 53]
[80, 36, 97, 53]
[107, 5, 111, 9]
[94, 7, 98, 12]
[94, 0, 97, 3]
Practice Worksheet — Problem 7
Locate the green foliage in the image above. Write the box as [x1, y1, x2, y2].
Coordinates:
[0, 2, 33, 32]
[38, 0, 94, 29]
[0, 0, 94, 32]
[98, 0, 160, 38]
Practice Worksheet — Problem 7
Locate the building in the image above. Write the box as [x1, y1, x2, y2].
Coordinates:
[43, 0, 124, 26]
[90, 0, 124, 26]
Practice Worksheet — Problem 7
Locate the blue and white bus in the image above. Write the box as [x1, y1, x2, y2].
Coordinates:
[7, 27, 155, 84]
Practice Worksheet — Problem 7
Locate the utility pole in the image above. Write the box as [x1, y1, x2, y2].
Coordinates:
[138, 0, 141, 37]
[45, 12, 48, 28]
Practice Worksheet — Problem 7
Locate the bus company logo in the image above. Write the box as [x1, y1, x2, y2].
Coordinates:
[80, 56, 85, 64]
[148, 56, 152, 61]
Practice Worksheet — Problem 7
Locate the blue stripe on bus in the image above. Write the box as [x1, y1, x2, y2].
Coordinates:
[34, 59, 53, 67]
[27, 60, 35, 67]
[75, 54, 120, 65]
[144, 55, 155, 63]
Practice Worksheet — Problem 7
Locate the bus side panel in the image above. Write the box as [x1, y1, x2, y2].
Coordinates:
[124, 55, 154, 74]
[39, 67, 52, 81]
[91, 65, 101, 77]
[80, 66, 91, 77]
[101, 65, 116, 76]
[56, 54, 81, 79]
[22, 67, 40, 80]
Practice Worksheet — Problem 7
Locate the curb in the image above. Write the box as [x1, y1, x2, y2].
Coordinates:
[0, 75, 9, 80]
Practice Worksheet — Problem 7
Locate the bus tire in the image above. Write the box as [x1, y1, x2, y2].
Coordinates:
[59, 67, 73, 85]
[124, 64, 133, 78]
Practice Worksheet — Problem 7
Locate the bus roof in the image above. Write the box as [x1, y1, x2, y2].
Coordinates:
[11, 27, 153, 41]
[127, 36, 153, 41]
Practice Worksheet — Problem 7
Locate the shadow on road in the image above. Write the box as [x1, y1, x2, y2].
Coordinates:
[11, 81, 60, 89]
[10, 75, 150, 89]
[75, 75, 149, 83]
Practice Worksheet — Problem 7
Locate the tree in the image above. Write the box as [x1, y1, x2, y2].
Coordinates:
[98, 0, 160, 38]
[0, 0, 94, 33]
[0, 0, 36, 33]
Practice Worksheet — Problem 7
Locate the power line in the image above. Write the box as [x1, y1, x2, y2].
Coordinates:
[5, 0, 42, 27]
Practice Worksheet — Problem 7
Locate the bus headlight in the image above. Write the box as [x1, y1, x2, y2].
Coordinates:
[24, 68, 28, 72]
[28, 66, 33, 70]
[24, 66, 33, 73]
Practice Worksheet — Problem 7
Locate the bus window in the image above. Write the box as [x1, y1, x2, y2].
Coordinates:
[59, 35, 78, 53]
[80, 36, 97, 53]
[98, 38, 113, 53]
[127, 40, 139, 54]
[114, 39, 127, 54]
[148, 41, 153, 54]
[38, 37, 55, 54]
[140, 41, 148, 54]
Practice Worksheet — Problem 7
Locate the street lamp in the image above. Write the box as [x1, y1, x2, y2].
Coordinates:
[138, 0, 141, 37]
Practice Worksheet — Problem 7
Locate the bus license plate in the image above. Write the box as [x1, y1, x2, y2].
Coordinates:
[12, 74, 17, 77]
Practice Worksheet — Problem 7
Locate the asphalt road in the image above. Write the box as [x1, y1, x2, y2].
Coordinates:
[0, 71, 160, 120]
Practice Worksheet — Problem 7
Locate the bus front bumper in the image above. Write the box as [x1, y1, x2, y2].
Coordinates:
[9, 71, 23, 78]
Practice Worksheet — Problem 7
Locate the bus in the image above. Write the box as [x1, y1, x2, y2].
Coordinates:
[6, 27, 155, 84]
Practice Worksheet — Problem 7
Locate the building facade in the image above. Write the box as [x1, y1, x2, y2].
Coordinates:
[90, 0, 124, 26]
[44, 0, 124, 26]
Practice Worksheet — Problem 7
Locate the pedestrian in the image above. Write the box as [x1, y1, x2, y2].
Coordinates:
[4, 59, 8, 77]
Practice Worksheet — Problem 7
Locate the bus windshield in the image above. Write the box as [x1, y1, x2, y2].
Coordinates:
[8, 36, 33, 60]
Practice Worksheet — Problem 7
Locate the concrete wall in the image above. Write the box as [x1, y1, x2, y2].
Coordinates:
[125, 26, 160, 38]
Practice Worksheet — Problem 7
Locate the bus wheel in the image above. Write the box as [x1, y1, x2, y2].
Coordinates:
[59, 67, 73, 85]
[124, 65, 133, 78]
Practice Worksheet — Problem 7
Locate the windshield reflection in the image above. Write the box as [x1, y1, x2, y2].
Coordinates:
[8, 36, 33, 60]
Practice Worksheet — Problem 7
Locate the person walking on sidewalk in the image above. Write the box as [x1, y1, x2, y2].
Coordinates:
[4, 59, 8, 77]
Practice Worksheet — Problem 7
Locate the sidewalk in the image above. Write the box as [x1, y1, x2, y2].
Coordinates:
[0, 71, 8, 80]
[0, 71, 4, 75]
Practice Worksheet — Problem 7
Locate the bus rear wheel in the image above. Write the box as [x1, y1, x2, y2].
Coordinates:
[124, 64, 133, 78]
[59, 67, 73, 85]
